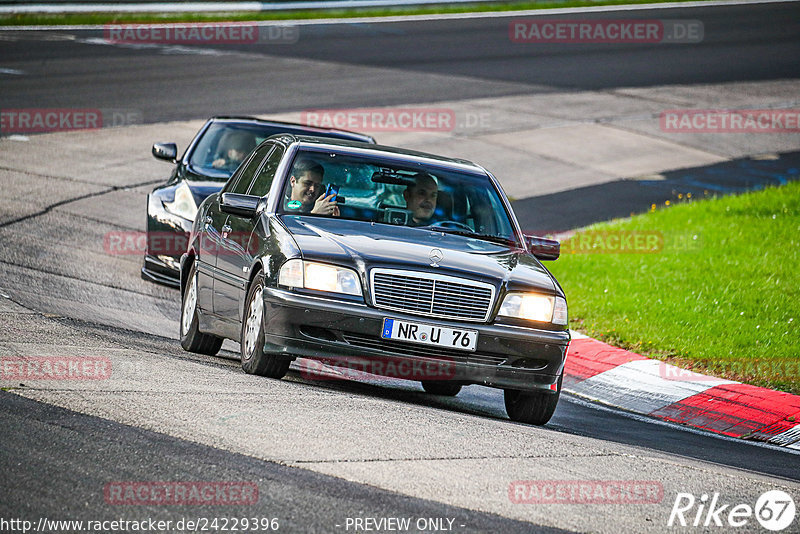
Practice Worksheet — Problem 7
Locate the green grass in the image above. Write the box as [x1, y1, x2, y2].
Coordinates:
[548, 182, 800, 394]
[0, 0, 714, 26]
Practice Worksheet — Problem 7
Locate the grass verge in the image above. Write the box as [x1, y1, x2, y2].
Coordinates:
[548, 181, 799, 394]
[1, 0, 713, 26]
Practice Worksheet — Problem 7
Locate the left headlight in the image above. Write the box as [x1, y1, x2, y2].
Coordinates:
[278, 259, 362, 296]
[163, 182, 199, 222]
[498, 292, 568, 325]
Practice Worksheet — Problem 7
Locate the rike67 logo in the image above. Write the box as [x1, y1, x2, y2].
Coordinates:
[668, 490, 796, 531]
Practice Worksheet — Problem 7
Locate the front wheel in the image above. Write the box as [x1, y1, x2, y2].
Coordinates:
[504, 373, 562, 425]
[241, 275, 290, 379]
[180, 262, 223, 356]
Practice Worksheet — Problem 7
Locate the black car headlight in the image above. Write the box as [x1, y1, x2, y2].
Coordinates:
[498, 293, 568, 326]
[163, 182, 199, 222]
[278, 259, 362, 296]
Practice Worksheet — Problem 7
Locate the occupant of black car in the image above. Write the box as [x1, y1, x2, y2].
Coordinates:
[403, 172, 438, 226]
[212, 130, 256, 171]
[285, 158, 339, 216]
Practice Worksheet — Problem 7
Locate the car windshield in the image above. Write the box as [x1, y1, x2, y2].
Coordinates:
[188, 123, 275, 179]
[279, 148, 520, 246]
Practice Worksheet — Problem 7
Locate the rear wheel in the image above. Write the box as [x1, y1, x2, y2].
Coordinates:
[504, 372, 562, 425]
[241, 274, 290, 379]
[180, 263, 223, 355]
[421, 380, 462, 396]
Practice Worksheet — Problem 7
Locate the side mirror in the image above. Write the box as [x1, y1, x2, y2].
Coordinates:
[525, 234, 560, 261]
[221, 193, 261, 218]
[152, 142, 178, 162]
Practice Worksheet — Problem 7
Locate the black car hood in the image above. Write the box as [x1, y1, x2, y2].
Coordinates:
[184, 166, 230, 205]
[151, 178, 223, 210]
[280, 216, 557, 295]
[182, 180, 226, 207]
[186, 163, 231, 182]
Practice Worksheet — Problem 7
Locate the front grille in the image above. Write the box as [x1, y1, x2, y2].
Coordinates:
[371, 269, 494, 321]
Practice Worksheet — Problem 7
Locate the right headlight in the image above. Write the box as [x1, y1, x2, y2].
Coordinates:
[498, 292, 568, 325]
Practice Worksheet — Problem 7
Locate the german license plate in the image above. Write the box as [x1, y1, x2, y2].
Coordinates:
[380, 318, 478, 352]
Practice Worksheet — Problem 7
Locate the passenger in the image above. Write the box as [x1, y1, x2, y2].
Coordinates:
[403, 172, 438, 226]
[286, 158, 339, 216]
[212, 131, 256, 171]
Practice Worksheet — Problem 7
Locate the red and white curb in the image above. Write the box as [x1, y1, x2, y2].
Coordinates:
[564, 331, 800, 449]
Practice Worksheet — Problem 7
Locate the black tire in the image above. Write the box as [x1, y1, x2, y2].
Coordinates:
[180, 262, 223, 356]
[421, 380, 462, 396]
[504, 372, 562, 425]
[241, 274, 290, 379]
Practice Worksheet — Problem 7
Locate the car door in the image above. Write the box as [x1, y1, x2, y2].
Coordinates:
[213, 142, 281, 323]
[196, 145, 265, 314]
[196, 196, 230, 315]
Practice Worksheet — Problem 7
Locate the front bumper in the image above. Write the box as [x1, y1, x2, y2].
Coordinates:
[142, 254, 181, 288]
[262, 288, 569, 393]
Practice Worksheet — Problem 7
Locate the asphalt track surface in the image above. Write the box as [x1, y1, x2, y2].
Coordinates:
[0, 2, 798, 122]
[0, 391, 562, 534]
[1, 3, 800, 533]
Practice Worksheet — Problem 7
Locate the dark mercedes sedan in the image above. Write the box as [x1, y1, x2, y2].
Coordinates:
[143, 116, 375, 287]
[179, 135, 569, 425]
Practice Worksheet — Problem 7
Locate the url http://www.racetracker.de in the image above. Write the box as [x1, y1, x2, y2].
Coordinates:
[0, 516, 281, 533]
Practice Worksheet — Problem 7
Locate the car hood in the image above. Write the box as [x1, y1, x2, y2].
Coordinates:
[279, 216, 557, 295]
[182, 164, 229, 205]
[180, 180, 224, 208]
[186, 163, 232, 182]
[151, 176, 223, 208]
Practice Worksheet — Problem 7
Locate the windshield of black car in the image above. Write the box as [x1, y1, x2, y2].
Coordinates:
[278, 148, 520, 246]
[188, 123, 295, 179]
[188, 123, 270, 179]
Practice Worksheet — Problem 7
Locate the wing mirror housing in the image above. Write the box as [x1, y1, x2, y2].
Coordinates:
[221, 193, 262, 218]
[152, 142, 178, 162]
[524, 234, 560, 261]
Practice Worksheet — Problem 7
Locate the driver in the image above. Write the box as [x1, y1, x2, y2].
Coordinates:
[212, 130, 256, 171]
[403, 172, 438, 226]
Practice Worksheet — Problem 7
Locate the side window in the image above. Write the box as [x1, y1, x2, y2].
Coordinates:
[247, 145, 285, 197]
[224, 142, 274, 194]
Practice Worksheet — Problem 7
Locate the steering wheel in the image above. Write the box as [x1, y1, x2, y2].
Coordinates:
[428, 220, 476, 233]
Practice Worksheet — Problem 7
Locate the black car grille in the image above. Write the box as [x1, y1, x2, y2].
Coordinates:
[371, 270, 494, 321]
